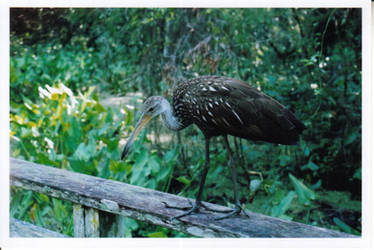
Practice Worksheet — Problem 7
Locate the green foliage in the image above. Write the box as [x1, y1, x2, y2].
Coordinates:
[10, 8, 361, 236]
[289, 174, 317, 206]
[10, 188, 74, 236]
[270, 191, 296, 220]
[9, 83, 181, 236]
[10, 84, 123, 233]
[122, 217, 139, 237]
[10, 84, 122, 174]
[10, 41, 98, 104]
[333, 217, 360, 235]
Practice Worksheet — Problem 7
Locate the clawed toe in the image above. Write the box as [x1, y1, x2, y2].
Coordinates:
[163, 200, 201, 220]
[214, 205, 250, 220]
[172, 205, 200, 220]
[163, 200, 250, 221]
[214, 207, 241, 220]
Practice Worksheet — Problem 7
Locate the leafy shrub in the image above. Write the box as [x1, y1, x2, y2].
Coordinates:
[9, 83, 188, 236]
[10, 84, 123, 234]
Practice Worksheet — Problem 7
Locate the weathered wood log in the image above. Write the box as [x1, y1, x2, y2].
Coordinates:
[10, 218, 69, 238]
[73, 204, 85, 237]
[9, 158, 357, 238]
[72, 204, 100, 237]
[85, 207, 100, 237]
[116, 215, 126, 237]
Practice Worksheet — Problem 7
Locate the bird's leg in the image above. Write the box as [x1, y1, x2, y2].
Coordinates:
[166, 137, 211, 220]
[214, 136, 249, 220]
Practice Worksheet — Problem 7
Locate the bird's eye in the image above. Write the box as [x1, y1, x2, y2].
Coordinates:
[149, 107, 154, 112]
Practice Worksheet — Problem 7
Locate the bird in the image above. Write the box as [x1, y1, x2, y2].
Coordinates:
[121, 75, 306, 220]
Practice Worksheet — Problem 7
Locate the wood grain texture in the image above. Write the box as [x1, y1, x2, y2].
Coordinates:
[85, 207, 100, 237]
[73, 204, 85, 237]
[10, 218, 69, 238]
[10, 158, 357, 238]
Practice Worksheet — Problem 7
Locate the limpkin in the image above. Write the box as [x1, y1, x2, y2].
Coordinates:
[121, 75, 306, 220]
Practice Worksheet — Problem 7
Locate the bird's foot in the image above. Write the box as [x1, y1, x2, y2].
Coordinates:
[214, 204, 250, 220]
[162, 200, 202, 220]
[190, 202, 249, 220]
[163, 200, 250, 220]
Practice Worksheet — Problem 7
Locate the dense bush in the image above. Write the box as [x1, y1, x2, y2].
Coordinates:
[9, 83, 186, 236]
[10, 8, 361, 236]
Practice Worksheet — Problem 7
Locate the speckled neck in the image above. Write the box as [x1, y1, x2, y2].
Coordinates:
[160, 98, 184, 131]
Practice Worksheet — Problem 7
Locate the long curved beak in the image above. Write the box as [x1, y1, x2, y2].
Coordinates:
[121, 113, 152, 160]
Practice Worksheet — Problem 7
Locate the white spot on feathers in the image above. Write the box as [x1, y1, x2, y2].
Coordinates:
[232, 110, 244, 125]
[221, 86, 229, 91]
[222, 117, 230, 126]
[208, 86, 216, 91]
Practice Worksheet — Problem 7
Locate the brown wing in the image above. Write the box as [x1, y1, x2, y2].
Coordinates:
[183, 76, 305, 145]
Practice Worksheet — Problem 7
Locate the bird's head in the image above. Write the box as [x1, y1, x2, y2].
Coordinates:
[141, 96, 167, 118]
[121, 96, 166, 160]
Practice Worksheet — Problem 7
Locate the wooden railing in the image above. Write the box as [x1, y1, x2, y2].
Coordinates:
[9, 158, 357, 238]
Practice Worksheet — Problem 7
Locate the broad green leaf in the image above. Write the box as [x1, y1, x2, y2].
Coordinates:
[289, 174, 317, 206]
[333, 217, 360, 235]
[36, 152, 58, 167]
[163, 147, 178, 164]
[148, 231, 167, 238]
[310, 179, 322, 190]
[124, 108, 134, 126]
[130, 167, 148, 185]
[301, 161, 319, 171]
[39, 193, 50, 204]
[353, 168, 361, 180]
[124, 162, 133, 176]
[279, 155, 290, 166]
[97, 123, 110, 136]
[156, 165, 172, 182]
[10, 189, 23, 218]
[279, 214, 293, 221]
[130, 149, 149, 185]
[271, 191, 296, 217]
[52, 198, 65, 221]
[133, 148, 148, 169]
[94, 103, 106, 113]
[69, 158, 97, 175]
[68, 158, 86, 173]
[106, 138, 120, 151]
[176, 176, 191, 186]
[20, 127, 32, 138]
[72, 137, 96, 161]
[146, 178, 157, 189]
[122, 217, 138, 237]
[18, 191, 34, 219]
[34, 204, 46, 227]
[109, 159, 126, 173]
[277, 191, 296, 216]
[99, 160, 110, 179]
[149, 155, 161, 175]
[345, 132, 357, 145]
[304, 146, 310, 156]
[72, 143, 90, 161]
